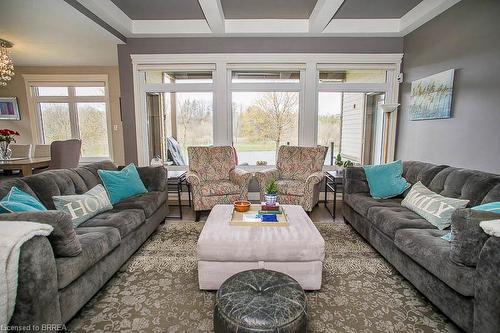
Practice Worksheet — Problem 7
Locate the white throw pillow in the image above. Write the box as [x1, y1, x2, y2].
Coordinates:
[479, 219, 500, 237]
[401, 182, 469, 230]
[53, 185, 113, 227]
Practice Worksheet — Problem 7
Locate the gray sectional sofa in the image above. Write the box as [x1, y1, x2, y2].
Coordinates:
[343, 161, 500, 333]
[1, 161, 168, 331]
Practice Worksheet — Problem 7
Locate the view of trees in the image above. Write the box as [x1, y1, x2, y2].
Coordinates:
[233, 92, 299, 163]
[39, 102, 109, 157]
[176, 98, 212, 150]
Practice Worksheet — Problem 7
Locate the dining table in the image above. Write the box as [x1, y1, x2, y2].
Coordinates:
[0, 157, 51, 176]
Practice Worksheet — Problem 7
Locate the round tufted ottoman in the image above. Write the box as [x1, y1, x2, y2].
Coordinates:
[214, 269, 307, 333]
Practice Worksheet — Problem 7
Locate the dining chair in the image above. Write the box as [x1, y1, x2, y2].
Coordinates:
[34, 139, 82, 173]
[9, 144, 31, 159]
[32, 144, 51, 158]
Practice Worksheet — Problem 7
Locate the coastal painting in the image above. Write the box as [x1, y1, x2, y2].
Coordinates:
[409, 69, 454, 121]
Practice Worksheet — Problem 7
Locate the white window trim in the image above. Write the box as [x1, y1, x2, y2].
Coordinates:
[23, 74, 114, 163]
[131, 53, 403, 166]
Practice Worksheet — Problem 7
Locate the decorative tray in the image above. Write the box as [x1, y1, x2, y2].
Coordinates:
[229, 204, 289, 227]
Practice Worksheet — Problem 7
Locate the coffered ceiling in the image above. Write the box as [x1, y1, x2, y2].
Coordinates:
[73, 0, 461, 37]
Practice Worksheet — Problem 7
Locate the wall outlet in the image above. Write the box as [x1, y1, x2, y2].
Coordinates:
[397, 73, 404, 83]
[113, 125, 119, 131]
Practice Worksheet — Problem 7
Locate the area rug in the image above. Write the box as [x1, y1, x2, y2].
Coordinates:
[67, 221, 457, 332]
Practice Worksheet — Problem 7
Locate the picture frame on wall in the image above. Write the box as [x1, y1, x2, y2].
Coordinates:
[409, 69, 455, 121]
[0, 97, 21, 120]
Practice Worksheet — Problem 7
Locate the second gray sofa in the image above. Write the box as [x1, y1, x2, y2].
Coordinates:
[1, 161, 168, 331]
[343, 161, 500, 333]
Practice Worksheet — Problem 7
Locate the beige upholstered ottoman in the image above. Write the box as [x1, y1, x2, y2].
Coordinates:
[197, 204, 325, 290]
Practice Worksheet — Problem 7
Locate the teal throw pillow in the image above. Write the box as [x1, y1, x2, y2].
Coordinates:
[362, 160, 410, 199]
[53, 185, 113, 227]
[441, 232, 453, 242]
[472, 202, 500, 214]
[401, 182, 469, 230]
[0, 187, 47, 213]
[98, 163, 147, 204]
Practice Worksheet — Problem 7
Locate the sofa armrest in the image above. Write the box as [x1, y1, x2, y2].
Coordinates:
[450, 208, 500, 266]
[474, 236, 500, 333]
[305, 171, 324, 190]
[136, 166, 167, 192]
[229, 168, 252, 187]
[343, 166, 370, 195]
[9, 236, 62, 331]
[186, 171, 201, 186]
[255, 168, 280, 191]
[0, 211, 81, 257]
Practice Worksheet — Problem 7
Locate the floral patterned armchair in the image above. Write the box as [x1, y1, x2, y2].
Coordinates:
[187, 146, 251, 220]
[255, 145, 328, 212]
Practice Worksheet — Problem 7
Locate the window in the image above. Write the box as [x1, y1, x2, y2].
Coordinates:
[133, 55, 402, 166]
[319, 69, 387, 83]
[27, 76, 112, 162]
[144, 69, 214, 163]
[231, 70, 301, 165]
[317, 68, 390, 165]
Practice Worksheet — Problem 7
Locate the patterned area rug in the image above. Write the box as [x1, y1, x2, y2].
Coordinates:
[67, 221, 457, 332]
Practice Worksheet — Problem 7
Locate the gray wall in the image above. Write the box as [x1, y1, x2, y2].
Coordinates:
[396, 0, 500, 174]
[118, 37, 403, 163]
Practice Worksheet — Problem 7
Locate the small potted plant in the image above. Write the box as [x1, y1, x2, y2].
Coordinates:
[264, 179, 279, 205]
[0, 128, 19, 160]
[335, 153, 354, 176]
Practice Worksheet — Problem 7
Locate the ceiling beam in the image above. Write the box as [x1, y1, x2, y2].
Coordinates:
[309, 0, 345, 33]
[198, 0, 225, 34]
[132, 20, 212, 36]
[226, 20, 308, 35]
[400, 0, 461, 35]
[75, 0, 132, 37]
[323, 19, 400, 37]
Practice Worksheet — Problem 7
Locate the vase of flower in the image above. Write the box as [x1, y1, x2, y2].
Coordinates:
[264, 179, 278, 205]
[0, 128, 20, 160]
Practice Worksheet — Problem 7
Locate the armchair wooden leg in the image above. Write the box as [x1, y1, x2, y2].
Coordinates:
[195, 210, 201, 222]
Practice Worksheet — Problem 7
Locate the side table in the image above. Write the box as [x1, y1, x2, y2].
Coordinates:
[167, 170, 191, 219]
[324, 170, 343, 219]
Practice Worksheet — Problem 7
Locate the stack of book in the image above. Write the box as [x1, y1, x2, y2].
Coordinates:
[259, 202, 283, 215]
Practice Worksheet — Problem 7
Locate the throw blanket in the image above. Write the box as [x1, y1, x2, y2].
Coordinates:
[480, 219, 500, 237]
[0, 221, 53, 326]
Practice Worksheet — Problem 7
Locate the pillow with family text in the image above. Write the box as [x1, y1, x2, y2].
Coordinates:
[53, 185, 113, 227]
[401, 181, 469, 230]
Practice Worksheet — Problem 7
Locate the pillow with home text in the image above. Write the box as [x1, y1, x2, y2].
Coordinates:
[53, 185, 112, 227]
[401, 182, 469, 230]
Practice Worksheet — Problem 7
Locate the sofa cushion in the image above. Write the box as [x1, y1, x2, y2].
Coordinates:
[113, 191, 166, 218]
[450, 208, 500, 267]
[78, 209, 145, 238]
[395, 229, 476, 297]
[98, 164, 148, 205]
[199, 181, 240, 197]
[401, 182, 469, 230]
[344, 193, 402, 217]
[0, 211, 82, 257]
[53, 184, 113, 227]
[276, 180, 305, 196]
[366, 205, 434, 240]
[363, 160, 410, 199]
[55, 226, 121, 289]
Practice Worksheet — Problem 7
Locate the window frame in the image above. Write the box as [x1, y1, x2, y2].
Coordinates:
[132, 54, 402, 166]
[317, 64, 395, 165]
[228, 67, 304, 165]
[140, 66, 217, 161]
[23, 74, 113, 163]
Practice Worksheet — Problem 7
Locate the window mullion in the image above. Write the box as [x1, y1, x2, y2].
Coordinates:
[68, 87, 80, 139]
